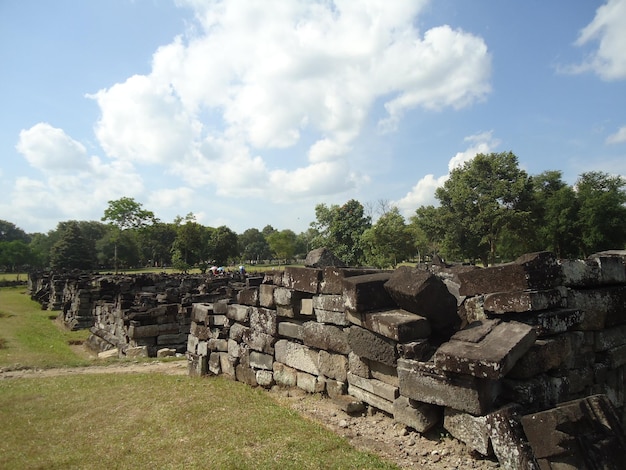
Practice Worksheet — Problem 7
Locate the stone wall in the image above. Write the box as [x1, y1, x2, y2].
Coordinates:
[186, 251, 626, 469]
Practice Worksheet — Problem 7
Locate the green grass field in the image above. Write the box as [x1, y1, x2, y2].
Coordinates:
[0, 287, 399, 469]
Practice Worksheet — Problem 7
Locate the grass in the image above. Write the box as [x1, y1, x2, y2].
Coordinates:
[0, 286, 400, 469]
[0, 374, 398, 470]
[0, 286, 91, 370]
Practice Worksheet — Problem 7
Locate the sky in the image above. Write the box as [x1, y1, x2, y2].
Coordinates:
[1, 0, 625, 236]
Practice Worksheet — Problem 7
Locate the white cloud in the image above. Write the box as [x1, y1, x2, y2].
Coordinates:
[606, 125, 626, 144]
[90, 0, 491, 203]
[394, 131, 500, 216]
[16, 123, 90, 172]
[571, 0, 626, 80]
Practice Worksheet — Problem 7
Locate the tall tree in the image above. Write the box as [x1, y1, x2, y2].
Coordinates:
[207, 226, 239, 267]
[136, 222, 177, 267]
[576, 171, 626, 256]
[362, 207, 413, 268]
[171, 219, 206, 272]
[267, 229, 297, 263]
[0, 220, 29, 243]
[101, 197, 155, 272]
[238, 228, 271, 264]
[0, 240, 33, 273]
[49, 221, 95, 270]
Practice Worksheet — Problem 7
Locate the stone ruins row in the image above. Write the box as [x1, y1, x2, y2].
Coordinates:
[29, 250, 626, 469]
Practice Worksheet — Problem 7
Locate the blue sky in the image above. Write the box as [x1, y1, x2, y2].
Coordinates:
[1, 0, 625, 235]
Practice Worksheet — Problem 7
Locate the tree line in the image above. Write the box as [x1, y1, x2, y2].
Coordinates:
[1, 152, 625, 272]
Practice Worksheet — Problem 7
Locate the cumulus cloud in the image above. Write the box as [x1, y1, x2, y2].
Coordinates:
[570, 0, 626, 80]
[90, 0, 491, 201]
[394, 131, 500, 216]
[606, 125, 626, 144]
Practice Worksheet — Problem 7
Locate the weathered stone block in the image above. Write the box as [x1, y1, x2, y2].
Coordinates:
[444, 408, 491, 456]
[236, 364, 258, 386]
[369, 360, 399, 387]
[250, 307, 277, 336]
[213, 300, 229, 315]
[507, 335, 572, 379]
[297, 371, 326, 393]
[273, 362, 297, 386]
[226, 304, 251, 323]
[398, 359, 498, 416]
[249, 351, 274, 370]
[318, 350, 348, 382]
[274, 339, 319, 375]
[458, 252, 561, 296]
[362, 309, 431, 342]
[513, 308, 585, 337]
[321, 267, 382, 295]
[348, 351, 370, 378]
[501, 374, 569, 411]
[258, 284, 276, 308]
[594, 324, 626, 351]
[326, 379, 348, 399]
[434, 320, 537, 379]
[157, 333, 187, 345]
[485, 405, 537, 470]
[384, 267, 459, 331]
[277, 320, 303, 340]
[348, 384, 394, 414]
[343, 273, 394, 313]
[255, 370, 274, 388]
[521, 394, 626, 469]
[300, 298, 314, 316]
[347, 325, 398, 367]
[191, 303, 213, 323]
[483, 288, 564, 314]
[208, 352, 222, 375]
[394, 397, 441, 433]
[207, 338, 228, 352]
[315, 309, 350, 326]
[283, 266, 321, 294]
[313, 294, 345, 312]
[229, 322, 248, 342]
[566, 286, 626, 330]
[188, 352, 207, 377]
[305, 247, 346, 268]
[237, 287, 259, 306]
[190, 321, 211, 340]
[397, 339, 431, 361]
[302, 321, 350, 355]
[347, 372, 398, 402]
[561, 255, 626, 287]
[128, 323, 159, 339]
[242, 328, 275, 354]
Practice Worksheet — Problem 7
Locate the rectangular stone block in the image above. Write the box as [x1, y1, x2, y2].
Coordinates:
[434, 320, 537, 379]
[369, 360, 399, 387]
[512, 308, 585, 337]
[213, 300, 229, 315]
[313, 294, 345, 312]
[273, 361, 297, 386]
[443, 408, 491, 456]
[249, 351, 274, 370]
[561, 256, 626, 287]
[483, 288, 564, 314]
[190, 321, 211, 340]
[321, 267, 383, 295]
[250, 307, 277, 336]
[301, 298, 314, 316]
[315, 308, 350, 326]
[567, 286, 626, 330]
[274, 339, 319, 375]
[191, 303, 213, 323]
[394, 397, 441, 434]
[302, 321, 350, 355]
[297, 371, 326, 393]
[283, 266, 321, 294]
[347, 372, 398, 402]
[594, 324, 626, 351]
[501, 374, 569, 411]
[226, 304, 251, 323]
[259, 284, 276, 308]
[207, 338, 228, 352]
[157, 333, 187, 345]
[342, 273, 395, 313]
[458, 252, 561, 296]
[237, 287, 259, 306]
[348, 384, 394, 414]
[347, 325, 398, 367]
[128, 323, 159, 339]
[206, 314, 227, 326]
[187, 352, 207, 377]
[507, 335, 572, 379]
[242, 328, 275, 354]
[318, 350, 348, 382]
[277, 320, 303, 340]
[362, 309, 431, 342]
[208, 352, 222, 375]
[398, 359, 498, 416]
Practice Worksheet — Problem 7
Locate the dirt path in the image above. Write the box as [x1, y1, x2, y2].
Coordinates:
[1, 353, 499, 469]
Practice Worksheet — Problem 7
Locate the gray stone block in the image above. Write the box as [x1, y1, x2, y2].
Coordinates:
[394, 397, 441, 433]
[283, 266, 321, 294]
[343, 273, 395, 313]
[318, 350, 348, 382]
[362, 308, 431, 342]
[347, 325, 398, 367]
[302, 321, 350, 355]
[274, 339, 319, 375]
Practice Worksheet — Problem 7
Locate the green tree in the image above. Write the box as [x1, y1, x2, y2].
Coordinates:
[136, 222, 177, 267]
[101, 197, 155, 272]
[171, 218, 206, 272]
[426, 152, 533, 266]
[0, 240, 33, 273]
[0, 220, 29, 243]
[29, 232, 54, 268]
[96, 229, 140, 269]
[49, 221, 96, 270]
[411, 205, 448, 262]
[362, 207, 413, 268]
[238, 228, 271, 264]
[267, 229, 297, 263]
[207, 226, 239, 267]
[310, 199, 371, 266]
[576, 171, 626, 256]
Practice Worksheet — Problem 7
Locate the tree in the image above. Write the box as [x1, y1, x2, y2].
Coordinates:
[310, 199, 371, 266]
[424, 152, 533, 266]
[0, 240, 33, 273]
[49, 221, 96, 270]
[207, 226, 239, 267]
[267, 229, 297, 263]
[136, 222, 177, 267]
[575, 171, 626, 256]
[171, 219, 206, 272]
[238, 228, 271, 264]
[101, 197, 155, 272]
[0, 220, 29, 243]
[362, 207, 413, 268]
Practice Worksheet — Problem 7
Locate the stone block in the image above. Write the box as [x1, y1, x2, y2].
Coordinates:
[315, 309, 350, 326]
[393, 397, 441, 433]
[313, 294, 345, 312]
[191, 303, 213, 323]
[304, 247, 347, 268]
[255, 370, 274, 388]
[347, 372, 399, 402]
[277, 320, 303, 340]
[187, 334, 199, 354]
[98, 348, 119, 359]
[258, 284, 276, 308]
[300, 298, 314, 316]
[273, 362, 297, 386]
[434, 320, 537, 379]
[458, 251, 561, 296]
[362, 309, 431, 342]
[226, 304, 251, 323]
[213, 300, 229, 315]
[318, 350, 348, 382]
[342, 273, 395, 313]
[397, 359, 498, 416]
[594, 324, 626, 351]
[348, 351, 370, 378]
[384, 267, 459, 331]
[250, 307, 277, 336]
[283, 266, 321, 294]
[461, 295, 488, 324]
[227, 339, 241, 358]
[297, 371, 326, 393]
[246, 276, 263, 287]
[369, 360, 399, 387]
[444, 408, 491, 456]
[347, 325, 398, 367]
[501, 374, 569, 411]
[512, 308, 584, 337]
[236, 364, 258, 386]
[190, 321, 211, 340]
[348, 384, 394, 414]
[485, 405, 537, 470]
[507, 335, 572, 379]
[197, 340, 208, 356]
[237, 287, 259, 306]
[229, 322, 248, 342]
[566, 286, 626, 330]
[302, 321, 350, 355]
[321, 267, 382, 295]
[157, 333, 188, 345]
[397, 339, 431, 361]
[206, 314, 227, 327]
[187, 352, 207, 377]
[325, 379, 348, 399]
[242, 328, 275, 354]
[274, 339, 319, 375]
[207, 338, 228, 352]
[483, 288, 564, 314]
[521, 394, 626, 469]
[208, 352, 222, 375]
[561, 255, 626, 287]
[128, 323, 159, 339]
[249, 351, 274, 370]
